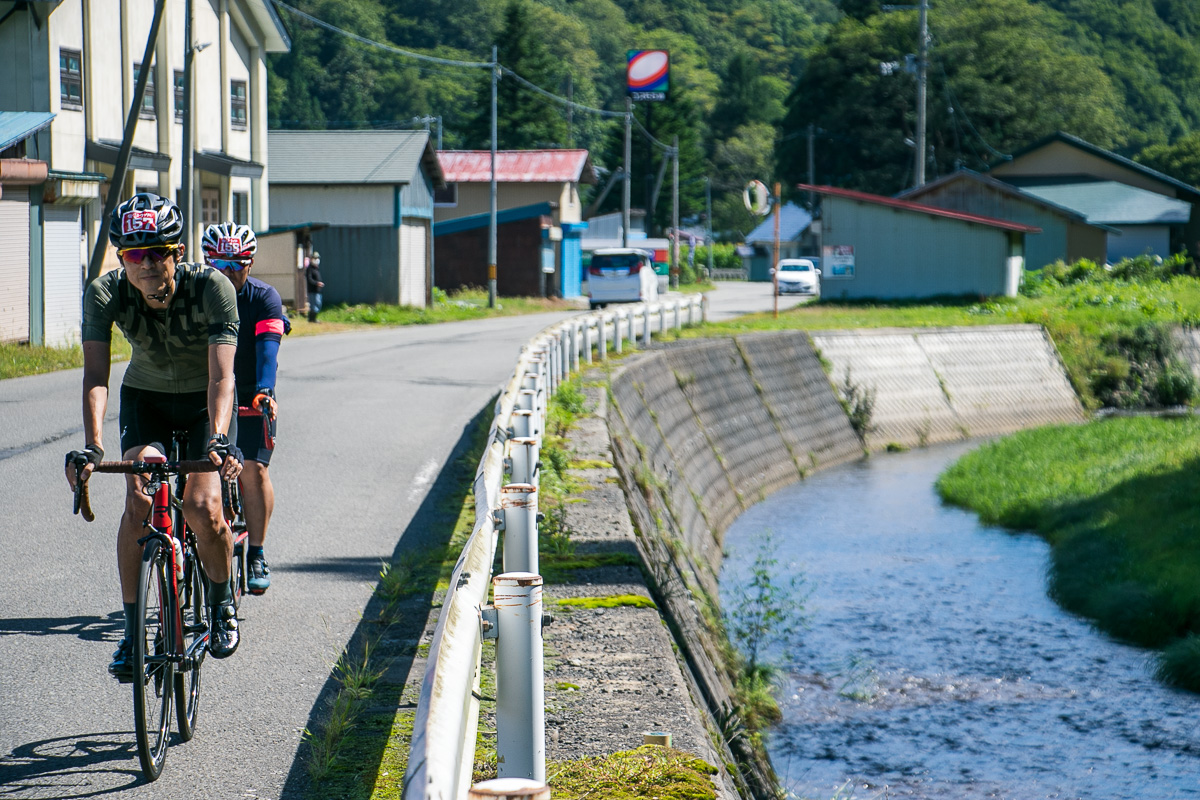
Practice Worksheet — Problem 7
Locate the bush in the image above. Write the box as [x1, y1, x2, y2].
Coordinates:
[1157, 634, 1200, 692]
[1091, 322, 1194, 409]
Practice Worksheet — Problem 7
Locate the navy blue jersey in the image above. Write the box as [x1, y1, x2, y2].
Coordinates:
[233, 276, 289, 393]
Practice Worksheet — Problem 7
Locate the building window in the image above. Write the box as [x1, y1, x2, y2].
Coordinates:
[201, 189, 220, 225]
[231, 192, 248, 225]
[60, 49, 83, 109]
[230, 80, 247, 130]
[433, 182, 457, 207]
[134, 62, 156, 119]
[174, 70, 185, 123]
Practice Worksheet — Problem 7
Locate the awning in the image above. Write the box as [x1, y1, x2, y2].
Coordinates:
[44, 169, 105, 205]
[86, 139, 171, 172]
[194, 150, 263, 178]
[0, 111, 56, 152]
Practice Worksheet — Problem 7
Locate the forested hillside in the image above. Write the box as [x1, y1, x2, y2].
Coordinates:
[267, 0, 1200, 239]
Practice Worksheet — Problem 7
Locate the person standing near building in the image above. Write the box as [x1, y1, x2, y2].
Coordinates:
[305, 251, 324, 323]
[202, 222, 289, 594]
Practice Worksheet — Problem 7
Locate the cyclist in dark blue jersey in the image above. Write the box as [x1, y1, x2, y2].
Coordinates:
[203, 222, 289, 594]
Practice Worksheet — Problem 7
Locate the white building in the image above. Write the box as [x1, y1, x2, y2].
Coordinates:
[0, 0, 289, 345]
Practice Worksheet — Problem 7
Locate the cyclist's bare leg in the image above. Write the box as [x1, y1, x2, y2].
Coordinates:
[118, 444, 164, 603]
[240, 461, 273, 549]
[182, 470, 232, 583]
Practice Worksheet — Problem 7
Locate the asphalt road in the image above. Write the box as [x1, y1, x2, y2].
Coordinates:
[0, 282, 776, 799]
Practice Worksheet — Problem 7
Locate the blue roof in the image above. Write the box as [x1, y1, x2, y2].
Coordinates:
[745, 202, 812, 243]
[433, 202, 554, 236]
[0, 111, 55, 152]
[1018, 181, 1191, 226]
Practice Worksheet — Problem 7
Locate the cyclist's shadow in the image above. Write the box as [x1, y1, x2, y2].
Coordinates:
[0, 612, 123, 642]
[0, 733, 142, 798]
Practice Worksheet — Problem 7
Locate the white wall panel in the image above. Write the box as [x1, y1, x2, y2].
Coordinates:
[0, 190, 32, 343]
[43, 206, 84, 347]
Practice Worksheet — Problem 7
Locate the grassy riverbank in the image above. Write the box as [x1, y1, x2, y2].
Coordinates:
[936, 415, 1200, 690]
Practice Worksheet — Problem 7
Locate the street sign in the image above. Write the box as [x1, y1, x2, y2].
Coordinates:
[627, 50, 669, 101]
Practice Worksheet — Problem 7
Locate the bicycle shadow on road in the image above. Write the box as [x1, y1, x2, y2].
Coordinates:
[0, 613, 123, 643]
[280, 401, 494, 799]
[0, 732, 142, 798]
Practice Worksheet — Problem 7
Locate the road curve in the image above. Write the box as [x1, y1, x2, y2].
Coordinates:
[0, 283, 775, 799]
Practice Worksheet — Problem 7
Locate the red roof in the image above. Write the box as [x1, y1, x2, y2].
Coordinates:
[797, 183, 1042, 233]
[438, 150, 596, 184]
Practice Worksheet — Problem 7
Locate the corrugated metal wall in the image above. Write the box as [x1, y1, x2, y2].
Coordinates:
[399, 220, 427, 307]
[821, 196, 1012, 300]
[42, 205, 83, 347]
[270, 185, 393, 227]
[0, 188, 31, 343]
[311, 226, 400, 305]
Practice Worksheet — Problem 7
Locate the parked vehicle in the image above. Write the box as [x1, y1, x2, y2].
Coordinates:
[587, 248, 659, 309]
[773, 258, 821, 296]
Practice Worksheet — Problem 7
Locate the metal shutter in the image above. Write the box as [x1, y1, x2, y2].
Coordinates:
[400, 220, 427, 308]
[0, 188, 31, 343]
[43, 205, 84, 346]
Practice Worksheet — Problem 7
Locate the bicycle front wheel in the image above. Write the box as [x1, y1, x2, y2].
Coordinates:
[134, 538, 175, 781]
[174, 539, 207, 741]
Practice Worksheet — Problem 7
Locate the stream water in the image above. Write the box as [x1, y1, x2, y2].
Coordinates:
[718, 441, 1200, 800]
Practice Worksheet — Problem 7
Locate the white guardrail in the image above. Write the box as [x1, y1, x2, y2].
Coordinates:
[403, 294, 708, 800]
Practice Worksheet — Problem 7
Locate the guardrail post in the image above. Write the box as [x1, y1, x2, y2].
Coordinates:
[583, 320, 593, 364]
[613, 312, 623, 354]
[598, 316, 607, 360]
[658, 303, 667, 335]
[642, 305, 652, 347]
[702, 294, 709, 323]
[509, 436, 539, 487]
[687, 297, 695, 326]
[469, 778, 550, 800]
[500, 484, 538, 574]
[512, 408, 534, 439]
[674, 299, 681, 331]
[492, 572, 545, 783]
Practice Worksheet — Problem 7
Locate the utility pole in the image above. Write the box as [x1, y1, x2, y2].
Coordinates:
[181, 0, 193, 248]
[671, 136, 679, 289]
[705, 177, 713, 279]
[622, 98, 631, 247]
[566, 76, 573, 148]
[915, 0, 928, 187]
[772, 181, 781, 319]
[488, 45, 498, 308]
[87, 0, 168, 283]
[807, 123, 816, 209]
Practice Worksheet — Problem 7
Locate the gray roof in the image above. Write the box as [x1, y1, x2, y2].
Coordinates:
[745, 202, 812, 243]
[1018, 181, 1191, 226]
[268, 130, 444, 186]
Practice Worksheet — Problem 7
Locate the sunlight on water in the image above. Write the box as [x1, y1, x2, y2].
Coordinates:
[720, 441, 1200, 800]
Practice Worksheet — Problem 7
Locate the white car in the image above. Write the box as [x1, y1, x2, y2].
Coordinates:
[774, 258, 821, 296]
[586, 248, 659, 309]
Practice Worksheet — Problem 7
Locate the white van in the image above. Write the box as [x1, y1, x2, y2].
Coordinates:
[586, 248, 660, 309]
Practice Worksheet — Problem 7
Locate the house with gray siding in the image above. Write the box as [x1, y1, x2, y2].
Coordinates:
[898, 168, 1112, 271]
[269, 130, 444, 308]
[800, 184, 1040, 300]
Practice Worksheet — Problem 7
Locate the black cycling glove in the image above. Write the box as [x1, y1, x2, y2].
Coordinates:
[206, 434, 244, 465]
[65, 444, 104, 472]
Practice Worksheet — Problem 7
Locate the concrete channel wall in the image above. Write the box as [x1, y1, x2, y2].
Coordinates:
[604, 324, 1086, 797]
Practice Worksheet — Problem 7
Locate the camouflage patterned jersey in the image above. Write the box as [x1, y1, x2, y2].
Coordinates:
[82, 262, 239, 393]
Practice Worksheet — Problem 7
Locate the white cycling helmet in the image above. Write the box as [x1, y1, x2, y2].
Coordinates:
[201, 221, 257, 261]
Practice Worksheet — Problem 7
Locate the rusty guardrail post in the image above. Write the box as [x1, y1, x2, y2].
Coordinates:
[469, 778, 550, 799]
[509, 436, 539, 488]
[498, 484, 538, 575]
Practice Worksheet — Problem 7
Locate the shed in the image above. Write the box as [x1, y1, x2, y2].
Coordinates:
[742, 202, 814, 281]
[988, 131, 1200, 258]
[268, 130, 444, 308]
[436, 150, 596, 297]
[800, 184, 1041, 300]
[433, 202, 557, 297]
[898, 168, 1112, 270]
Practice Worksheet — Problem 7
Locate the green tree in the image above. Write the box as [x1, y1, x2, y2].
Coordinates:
[1137, 132, 1200, 189]
[464, 0, 569, 149]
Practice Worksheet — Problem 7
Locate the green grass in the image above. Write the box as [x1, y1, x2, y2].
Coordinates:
[937, 416, 1200, 690]
[546, 745, 719, 800]
[556, 594, 658, 610]
[0, 331, 132, 380]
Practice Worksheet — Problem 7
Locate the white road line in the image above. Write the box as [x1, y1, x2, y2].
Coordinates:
[407, 457, 439, 503]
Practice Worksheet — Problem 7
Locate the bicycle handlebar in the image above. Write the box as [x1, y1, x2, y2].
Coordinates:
[73, 460, 219, 523]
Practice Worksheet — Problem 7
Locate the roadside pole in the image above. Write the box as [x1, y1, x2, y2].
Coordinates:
[772, 181, 781, 319]
[489, 45, 498, 309]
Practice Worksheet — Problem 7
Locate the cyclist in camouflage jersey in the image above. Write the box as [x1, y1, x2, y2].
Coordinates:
[65, 193, 245, 676]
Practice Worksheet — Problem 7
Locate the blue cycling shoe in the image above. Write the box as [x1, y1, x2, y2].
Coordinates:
[247, 553, 271, 595]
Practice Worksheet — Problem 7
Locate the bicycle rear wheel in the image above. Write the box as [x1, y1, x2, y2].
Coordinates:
[134, 538, 175, 781]
[174, 538, 207, 741]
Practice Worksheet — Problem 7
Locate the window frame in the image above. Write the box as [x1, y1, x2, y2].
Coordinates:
[134, 61, 156, 120]
[174, 69, 185, 123]
[433, 182, 458, 207]
[230, 79, 248, 131]
[59, 48, 83, 110]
